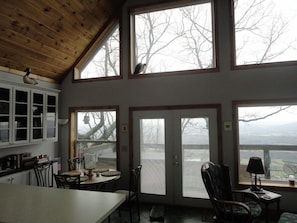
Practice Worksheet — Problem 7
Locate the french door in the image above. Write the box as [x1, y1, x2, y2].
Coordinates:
[133, 108, 220, 207]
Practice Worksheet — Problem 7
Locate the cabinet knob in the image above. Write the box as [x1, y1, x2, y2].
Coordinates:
[8, 177, 14, 184]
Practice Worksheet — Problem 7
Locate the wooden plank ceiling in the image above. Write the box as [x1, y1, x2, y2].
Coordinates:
[0, 0, 125, 83]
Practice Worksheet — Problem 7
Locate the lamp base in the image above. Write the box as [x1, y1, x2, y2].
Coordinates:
[250, 185, 264, 194]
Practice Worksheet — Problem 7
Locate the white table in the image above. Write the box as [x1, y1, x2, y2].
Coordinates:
[0, 183, 125, 223]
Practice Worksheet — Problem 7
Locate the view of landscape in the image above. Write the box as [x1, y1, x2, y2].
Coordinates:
[238, 105, 297, 182]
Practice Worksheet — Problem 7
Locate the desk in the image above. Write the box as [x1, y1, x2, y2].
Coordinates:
[0, 183, 125, 223]
[242, 188, 282, 223]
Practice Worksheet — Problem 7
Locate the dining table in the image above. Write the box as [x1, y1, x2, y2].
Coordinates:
[61, 168, 121, 190]
[0, 183, 125, 223]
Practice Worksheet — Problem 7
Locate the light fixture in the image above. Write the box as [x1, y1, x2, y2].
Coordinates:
[83, 113, 90, 124]
[58, 118, 68, 125]
[246, 157, 265, 192]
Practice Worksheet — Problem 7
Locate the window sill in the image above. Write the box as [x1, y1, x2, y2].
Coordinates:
[238, 180, 297, 191]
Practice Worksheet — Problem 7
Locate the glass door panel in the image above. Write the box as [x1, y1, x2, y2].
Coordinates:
[140, 118, 166, 195]
[181, 117, 209, 199]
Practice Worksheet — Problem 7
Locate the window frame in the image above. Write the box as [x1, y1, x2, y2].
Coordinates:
[73, 21, 122, 82]
[69, 106, 120, 170]
[128, 0, 219, 79]
[233, 99, 297, 190]
[230, 0, 297, 70]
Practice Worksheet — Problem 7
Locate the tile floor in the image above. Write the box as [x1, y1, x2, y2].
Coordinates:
[103, 203, 280, 223]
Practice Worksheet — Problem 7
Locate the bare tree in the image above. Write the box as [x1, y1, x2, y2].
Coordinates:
[135, 11, 181, 72]
[234, 0, 293, 64]
[238, 106, 291, 123]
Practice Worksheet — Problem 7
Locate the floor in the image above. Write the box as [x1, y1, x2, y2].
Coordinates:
[103, 203, 280, 223]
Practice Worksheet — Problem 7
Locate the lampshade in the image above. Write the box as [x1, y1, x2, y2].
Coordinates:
[246, 157, 265, 174]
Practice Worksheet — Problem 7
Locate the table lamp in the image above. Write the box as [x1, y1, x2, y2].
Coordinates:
[246, 157, 265, 191]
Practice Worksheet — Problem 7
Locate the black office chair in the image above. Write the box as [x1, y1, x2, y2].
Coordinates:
[201, 161, 262, 223]
[115, 165, 142, 223]
[68, 157, 85, 171]
[54, 174, 81, 189]
[34, 161, 54, 187]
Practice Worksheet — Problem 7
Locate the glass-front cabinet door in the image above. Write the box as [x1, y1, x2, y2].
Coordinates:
[13, 88, 29, 144]
[45, 93, 57, 140]
[31, 90, 44, 141]
[0, 84, 12, 146]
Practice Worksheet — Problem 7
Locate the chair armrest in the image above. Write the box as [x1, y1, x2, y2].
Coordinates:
[214, 198, 253, 222]
[232, 190, 261, 203]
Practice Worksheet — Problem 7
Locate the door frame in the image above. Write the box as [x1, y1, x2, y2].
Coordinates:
[128, 104, 223, 206]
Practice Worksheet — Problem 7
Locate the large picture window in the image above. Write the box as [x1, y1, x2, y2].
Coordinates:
[130, 0, 216, 76]
[69, 107, 119, 170]
[232, 0, 297, 66]
[234, 100, 297, 187]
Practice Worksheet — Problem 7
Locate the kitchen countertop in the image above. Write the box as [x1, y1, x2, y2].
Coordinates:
[0, 158, 59, 177]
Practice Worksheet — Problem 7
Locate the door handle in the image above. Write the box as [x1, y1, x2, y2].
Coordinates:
[173, 155, 179, 166]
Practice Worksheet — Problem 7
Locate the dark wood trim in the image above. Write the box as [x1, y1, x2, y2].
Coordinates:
[68, 105, 120, 171]
[232, 98, 297, 188]
[72, 75, 123, 83]
[128, 0, 219, 80]
[229, 0, 297, 70]
[72, 19, 122, 82]
[229, 0, 236, 71]
[232, 60, 297, 71]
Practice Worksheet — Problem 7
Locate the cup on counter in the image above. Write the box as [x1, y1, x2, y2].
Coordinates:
[288, 175, 295, 186]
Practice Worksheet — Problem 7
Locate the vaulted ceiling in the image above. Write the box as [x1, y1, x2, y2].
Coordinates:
[0, 0, 125, 83]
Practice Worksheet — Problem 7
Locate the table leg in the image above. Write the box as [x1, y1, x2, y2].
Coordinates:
[277, 199, 280, 218]
[265, 203, 269, 223]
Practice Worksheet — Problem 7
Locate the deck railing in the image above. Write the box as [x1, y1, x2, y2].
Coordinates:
[240, 144, 297, 181]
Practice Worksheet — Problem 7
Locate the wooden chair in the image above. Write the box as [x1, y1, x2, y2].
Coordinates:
[33, 161, 54, 187]
[201, 161, 262, 223]
[68, 157, 84, 171]
[115, 165, 142, 223]
[54, 174, 81, 189]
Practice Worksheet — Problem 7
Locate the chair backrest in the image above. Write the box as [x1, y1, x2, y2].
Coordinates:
[54, 174, 81, 189]
[34, 161, 54, 187]
[129, 165, 142, 196]
[201, 161, 233, 217]
[68, 157, 85, 171]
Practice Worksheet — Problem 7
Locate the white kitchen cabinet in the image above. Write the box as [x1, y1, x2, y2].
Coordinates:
[0, 82, 59, 148]
[0, 170, 30, 185]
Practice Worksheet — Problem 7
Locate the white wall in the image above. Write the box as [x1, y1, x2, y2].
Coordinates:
[58, 0, 297, 212]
